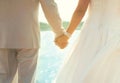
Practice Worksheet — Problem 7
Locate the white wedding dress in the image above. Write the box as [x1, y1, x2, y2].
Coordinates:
[54, 0, 120, 83]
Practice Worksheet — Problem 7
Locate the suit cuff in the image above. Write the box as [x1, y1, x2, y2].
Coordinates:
[55, 29, 71, 38]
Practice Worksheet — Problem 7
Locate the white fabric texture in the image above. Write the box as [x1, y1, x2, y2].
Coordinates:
[55, 0, 120, 83]
[0, 0, 64, 48]
[0, 49, 38, 83]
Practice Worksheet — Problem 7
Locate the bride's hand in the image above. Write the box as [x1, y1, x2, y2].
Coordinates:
[54, 33, 69, 49]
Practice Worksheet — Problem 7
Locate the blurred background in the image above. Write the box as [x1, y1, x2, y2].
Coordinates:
[36, 0, 83, 83]
[38, 0, 79, 23]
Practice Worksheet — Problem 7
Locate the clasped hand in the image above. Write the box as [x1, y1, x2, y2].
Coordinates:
[54, 33, 70, 49]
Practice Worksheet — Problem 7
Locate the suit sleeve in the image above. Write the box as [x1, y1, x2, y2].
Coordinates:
[39, 0, 65, 37]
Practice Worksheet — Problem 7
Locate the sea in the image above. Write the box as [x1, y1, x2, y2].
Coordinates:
[36, 31, 80, 83]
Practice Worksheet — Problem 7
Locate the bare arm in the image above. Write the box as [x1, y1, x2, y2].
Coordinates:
[39, 0, 64, 37]
[67, 0, 90, 35]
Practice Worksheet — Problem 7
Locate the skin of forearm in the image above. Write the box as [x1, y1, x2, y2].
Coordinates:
[66, 10, 86, 34]
[66, 0, 90, 35]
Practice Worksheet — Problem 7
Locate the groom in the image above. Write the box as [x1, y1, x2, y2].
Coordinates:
[0, 0, 68, 83]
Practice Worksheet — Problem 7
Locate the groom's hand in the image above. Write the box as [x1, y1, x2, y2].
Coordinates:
[55, 34, 69, 49]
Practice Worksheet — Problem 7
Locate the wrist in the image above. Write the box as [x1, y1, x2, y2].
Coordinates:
[64, 32, 71, 38]
[54, 28, 72, 38]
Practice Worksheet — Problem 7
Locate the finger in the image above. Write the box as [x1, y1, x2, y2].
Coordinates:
[57, 42, 68, 49]
[60, 43, 68, 49]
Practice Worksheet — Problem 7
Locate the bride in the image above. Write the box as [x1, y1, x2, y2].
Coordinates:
[54, 0, 120, 83]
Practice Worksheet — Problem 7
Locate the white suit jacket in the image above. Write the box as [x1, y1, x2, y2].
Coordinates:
[0, 0, 64, 48]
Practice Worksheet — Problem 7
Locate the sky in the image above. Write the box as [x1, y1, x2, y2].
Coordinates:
[38, 0, 79, 22]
